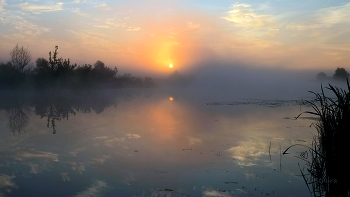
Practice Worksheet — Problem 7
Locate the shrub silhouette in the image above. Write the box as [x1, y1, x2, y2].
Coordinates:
[286, 81, 350, 197]
[1, 45, 155, 89]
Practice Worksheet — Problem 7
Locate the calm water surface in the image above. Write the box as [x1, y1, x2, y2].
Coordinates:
[0, 88, 316, 197]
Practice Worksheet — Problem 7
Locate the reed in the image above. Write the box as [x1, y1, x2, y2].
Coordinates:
[288, 81, 350, 197]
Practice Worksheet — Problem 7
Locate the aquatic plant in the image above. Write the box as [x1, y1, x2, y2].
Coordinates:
[285, 81, 350, 197]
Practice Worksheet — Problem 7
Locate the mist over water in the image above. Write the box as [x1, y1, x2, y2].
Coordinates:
[1, 59, 347, 196]
[0, 84, 317, 196]
[173, 64, 324, 103]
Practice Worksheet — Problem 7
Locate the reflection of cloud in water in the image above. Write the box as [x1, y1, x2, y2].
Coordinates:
[187, 136, 202, 146]
[91, 155, 111, 164]
[61, 172, 70, 182]
[245, 171, 258, 180]
[104, 137, 126, 146]
[29, 163, 39, 174]
[202, 189, 231, 197]
[93, 133, 140, 147]
[68, 148, 86, 157]
[126, 133, 141, 139]
[151, 190, 172, 197]
[15, 151, 58, 161]
[122, 171, 136, 185]
[0, 174, 17, 194]
[75, 180, 107, 197]
[93, 136, 109, 140]
[228, 140, 269, 166]
[68, 162, 85, 174]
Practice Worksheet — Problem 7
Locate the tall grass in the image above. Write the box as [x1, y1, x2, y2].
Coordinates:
[290, 81, 350, 197]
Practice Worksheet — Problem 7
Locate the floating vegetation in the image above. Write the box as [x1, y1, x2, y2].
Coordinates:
[206, 99, 303, 108]
[285, 81, 350, 197]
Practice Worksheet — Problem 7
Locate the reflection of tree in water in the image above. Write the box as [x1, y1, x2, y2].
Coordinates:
[33, 94, 76, 134]
[31, 90, 120, 134]
[6, 104, 31, 133]
[0, 91, 33, 134]
[1, 89, 145, 134]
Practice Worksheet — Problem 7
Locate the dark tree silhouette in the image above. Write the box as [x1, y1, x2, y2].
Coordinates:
[333, 67, 349, 80]
[117, 73, 143, 87]
[1, 45, 156, 89]
[10, 44, 31, 72]
[316, 72, 327, 81]
[49, 46, 76, 74]
[93, 60, 118, 84]
[74, 64, 94, 87]
[94, 60, 106, 70]
[0, 62, 26, 89]
[35, 58, 50, 73]
[47, 46, 76, 87]
[144, 77, 155, 88]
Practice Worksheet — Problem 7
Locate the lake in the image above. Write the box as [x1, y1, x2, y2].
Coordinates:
[0, 87, 318, 197]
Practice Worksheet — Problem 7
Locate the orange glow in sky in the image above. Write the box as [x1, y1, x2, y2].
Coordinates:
[0, 1, 350, 75]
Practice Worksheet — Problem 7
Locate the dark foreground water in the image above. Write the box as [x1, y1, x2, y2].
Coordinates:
[0, 88, 316, 197]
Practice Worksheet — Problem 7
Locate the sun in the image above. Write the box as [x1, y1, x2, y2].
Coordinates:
[168, 64, 174, 68]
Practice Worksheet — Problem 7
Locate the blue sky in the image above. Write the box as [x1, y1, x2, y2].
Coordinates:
[1, 0, 350, 75]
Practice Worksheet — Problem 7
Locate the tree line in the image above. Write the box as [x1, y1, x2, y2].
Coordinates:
[0, 44, 155, 89]
[317, 67, 350, 82]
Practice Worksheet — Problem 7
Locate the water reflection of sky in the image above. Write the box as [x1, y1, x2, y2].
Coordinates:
[0, 89, 316, 196]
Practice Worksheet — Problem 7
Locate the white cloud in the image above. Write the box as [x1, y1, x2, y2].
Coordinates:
[285, 23, 323, 31]
[282, 3, 350, 34]
[95, 3, 112, 10]
[71, 8, 88, 17]
[223, 3, 277, 29]
[73, 0, 89, 3]
[94, 18, 126, 29]
[187, 21, 200, 30]
[315, 2, 350, 26]
[222, 3, 280, 37]
[127, 26, 140, 31]
[0, 5, 49, 38]
[67, 29, 111, 48]
[0, 0, 6, 11]
[13, 18, 50, 36]
[19, 2, 63, 14]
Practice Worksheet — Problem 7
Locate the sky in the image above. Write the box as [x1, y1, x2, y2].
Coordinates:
[0, 0, 350, 76]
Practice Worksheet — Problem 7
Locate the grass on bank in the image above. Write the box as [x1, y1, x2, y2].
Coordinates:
[287, 80, 350, 197]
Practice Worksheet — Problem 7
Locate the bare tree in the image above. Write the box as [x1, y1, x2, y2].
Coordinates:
[10, 44, 32, 72]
